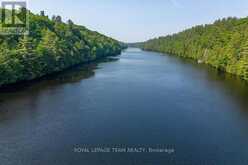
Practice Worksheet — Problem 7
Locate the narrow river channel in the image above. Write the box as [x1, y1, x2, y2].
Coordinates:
[1, 48, 248, 165]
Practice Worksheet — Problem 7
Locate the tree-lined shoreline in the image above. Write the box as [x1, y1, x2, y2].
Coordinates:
[142, 17, 248, 81]
[0, 9, 124, 87]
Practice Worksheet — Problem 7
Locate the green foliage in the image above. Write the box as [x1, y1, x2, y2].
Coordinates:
[0, 9, 123, 86]
[142, 17, 248, 81]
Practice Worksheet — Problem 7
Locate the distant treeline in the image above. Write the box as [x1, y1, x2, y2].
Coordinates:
[142, 17, 248, 81]
[0, 9, 125, 86]
[127, 42, 144, 48]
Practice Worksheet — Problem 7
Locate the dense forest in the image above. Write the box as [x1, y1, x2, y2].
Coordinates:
[0, 8, 124, 86]
[142, 17, 248, 81]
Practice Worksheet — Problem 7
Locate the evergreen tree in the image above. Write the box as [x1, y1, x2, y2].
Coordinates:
[0, 9, 122, 86]
[142, 16, 248, 81]
[40, 11, 45, 16]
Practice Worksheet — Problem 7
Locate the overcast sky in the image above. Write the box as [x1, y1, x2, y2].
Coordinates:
[28, 0, 248, 42]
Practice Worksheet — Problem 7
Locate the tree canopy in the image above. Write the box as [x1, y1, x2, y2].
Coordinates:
[0, 9, 124, 86]
[142, 17, 248, 81]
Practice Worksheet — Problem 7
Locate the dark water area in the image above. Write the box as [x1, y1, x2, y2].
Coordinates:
[0, 48, 248, 165]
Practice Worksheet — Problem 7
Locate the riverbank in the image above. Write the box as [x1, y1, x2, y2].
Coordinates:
[0, 55, 121, 92]
[1, 48, 248, 165]
[142, 48, 248, 83]
[142, 17, 248, 82]
[0, 9, 124, 87]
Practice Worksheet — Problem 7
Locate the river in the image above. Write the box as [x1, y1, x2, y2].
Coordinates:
[0, 48, 248, 165]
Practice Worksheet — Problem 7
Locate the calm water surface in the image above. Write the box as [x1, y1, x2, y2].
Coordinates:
[1, 48, 248, 165]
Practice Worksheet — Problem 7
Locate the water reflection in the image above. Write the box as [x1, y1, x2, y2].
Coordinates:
[0, 57, 119, 93]
[0, 57, 120, 117]
[190, 59, 248, 112]
[165, 54, 248, 113]
[0, 50, 248, 165]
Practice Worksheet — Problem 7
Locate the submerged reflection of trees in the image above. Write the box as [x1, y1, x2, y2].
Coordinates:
[0, 57, 120, 101]
[188, 59, 248, 115]
[0, 57, 120, 93]
[169, 55, 248, 116]
[0, 57, 120, 119]
[0, 63, 96, 93]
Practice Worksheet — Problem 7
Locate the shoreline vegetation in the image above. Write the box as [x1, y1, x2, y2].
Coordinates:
[141, 16, 248, 82]
[0, 57, 119, 92]
[0, 9, 125, 87]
